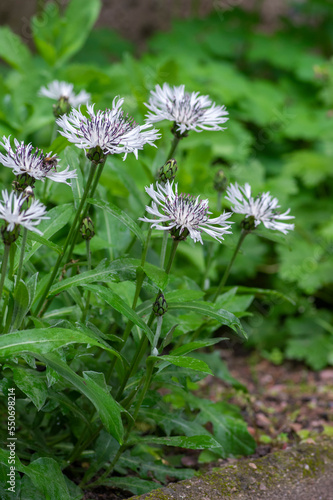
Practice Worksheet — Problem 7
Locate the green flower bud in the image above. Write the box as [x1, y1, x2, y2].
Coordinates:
[1, 224, 20, 245]
[86, 146, 106, 165]
[241, 215, 256, 232]
[153, 292, 168, 316]
[12, 173, 35, 193]
[213, 170, 228, 193]
[158, 159, 178, 183]
[171, 122, 188, 139]
[53, 96, 71, 118]
[170, 226, 189, 241]
[80, 217, 95, 241]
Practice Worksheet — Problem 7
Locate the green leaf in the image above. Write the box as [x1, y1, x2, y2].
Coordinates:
[89, 198, 145, 245]
[64, 148, 84, 210]
[0, 450, 70, 500]
[168, 301, 247, 339]
[22, 204, 73, 266]
[0, 328, 121, 360]
[154, 355, 213, 375]
[83, 284, 154, 345]
[101, 477, 160, 495]
[11, 366, 48, 410]
[0, 27, 32, 70]
[170, 338, 227, 357]
[26, 232, 61, 254]
[48, 262, 115, 296]
[36, 352, 124, 443]
[10, 280, 30, 331]
[139, 263, 168, 290]
[134, 435, 221, 449]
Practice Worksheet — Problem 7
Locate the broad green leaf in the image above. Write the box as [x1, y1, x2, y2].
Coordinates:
[83, 284, 154, 345]
[153, 355, 212, 375]
[26, 232, 61, 254]
[0, 328, 121, 360]
[36, 352, 124, 443]
[64, 147, 84, 210]
[101, 477, 160, 495]
[10, 280, 30, 331]
[0, 450, 70, 500]
[167, 301, 247, 339]
[48, 263, 115, 296]
[0, 27, 32, 70]
[89, 198, 145, 245]
[134, 435, 221, 449]
[11, 366, 48, 410]
[170, 338, 227, 357]
[232, 286, 295, 304]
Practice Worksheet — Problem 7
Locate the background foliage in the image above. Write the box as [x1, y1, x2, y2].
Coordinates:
[0, 0, 333, 497]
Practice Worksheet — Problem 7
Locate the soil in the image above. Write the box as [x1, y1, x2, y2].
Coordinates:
[82, 349, 333, 499]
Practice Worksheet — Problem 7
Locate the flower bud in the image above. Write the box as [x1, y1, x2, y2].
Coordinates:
[86, 145, 106, 165]
[80, 217, 95, 241]
[53, 96, 71, 118]
[158, 159, 178, 183]
[213, 170, 228, 193]
[170, 226, 189, 241]
[153, 292, 168, 316]
[12, 173, 35, 193]
[1, 224, 20, 245]
[241, 215, 256, 232]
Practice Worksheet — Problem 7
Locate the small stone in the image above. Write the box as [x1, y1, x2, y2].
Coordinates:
[248, 462, 257, 469]
[304, 464, 310, 470]
[259, 483, 267, 490]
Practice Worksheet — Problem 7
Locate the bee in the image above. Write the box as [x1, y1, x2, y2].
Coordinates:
[42, 155, 58, 173]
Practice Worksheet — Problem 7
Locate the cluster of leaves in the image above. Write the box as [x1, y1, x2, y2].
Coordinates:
[0, 0, 332, 498]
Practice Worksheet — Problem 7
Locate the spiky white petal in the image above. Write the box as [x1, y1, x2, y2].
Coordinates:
[225, 183, 295, 234]
[0, 190, 49, 235]
[145, 83, 229, 135]
[39, 80, 90, 107]
[140, 181, 233, 244]
[56, 97, 161, 160]
[0, 136, 76, 185]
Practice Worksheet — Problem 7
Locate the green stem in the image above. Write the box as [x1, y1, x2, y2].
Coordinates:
[66, 160, 105, 263]
[116, 239, 178, 400]
[167, 135, 180, 160]
[160, 231, 168, 269]
[82, 239, 91, 323]
[34, 165, 97, 317]
[0, 244, 10, 302]
[15, 228, 28, 287]
[213, 230, 248, 302]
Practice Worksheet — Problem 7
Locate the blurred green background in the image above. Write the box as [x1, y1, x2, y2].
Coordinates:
[0, 0, 333, 369]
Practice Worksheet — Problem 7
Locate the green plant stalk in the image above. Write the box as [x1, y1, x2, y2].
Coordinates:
[213, 229, 248, 302]
[116, 238, 178, 400]
[71, 228, 152, 464]
[66, 159, 105, 264]
[87, 358, 156, 487]
[125, 137, 181, 255]
[34, 165, 97, 317]
[15, 227, 28, 288]
[81, 239, 92, 323]
[160, 231, 168, 268]
[0, 244, 10, 302]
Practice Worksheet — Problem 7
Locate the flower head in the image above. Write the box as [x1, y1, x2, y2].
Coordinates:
[56, 97, 160, 160]
[0, 136, 77, 186]
[145, 83, 229, 136]
[139, 181, 233, 244]
[0, 190, 48, 236]
[225, 183, 295, 234]
[39, 80, 90, 108]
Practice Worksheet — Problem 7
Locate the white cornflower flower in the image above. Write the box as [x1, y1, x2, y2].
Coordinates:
[225, 183, 295, 234]
[56, 97, 160, 160]
[139, 181, 233, 244]
[39, 80, 90, 107]
[144, 83, 229, 135]
[0, 136, 77, 185]
[0, 190, 49, 235]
